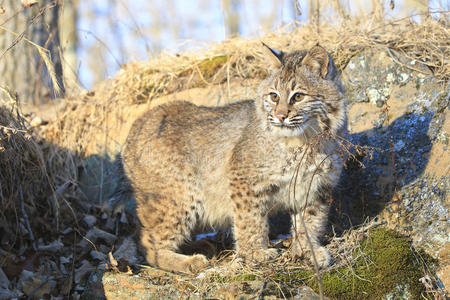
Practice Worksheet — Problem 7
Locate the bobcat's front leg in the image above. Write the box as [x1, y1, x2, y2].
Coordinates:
[290, 202, 331, 268]
[230, 183, 278, 263]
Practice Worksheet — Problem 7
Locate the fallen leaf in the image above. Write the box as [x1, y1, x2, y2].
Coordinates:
[74, 261, 93, 284]
[108, 252, 118, 268]
[61, 227, 73, 235]
[59, 275, 72, 295]
[22, 277, 51, 299]
[0, 288, 21, 299]
[90, 250, 107, 261]
[37, 239, 63, 253]
[82, 214, 97, 227]
[113, 237, 137, 264]
[0, 267, 9, 289]
[0, 253, 22, 279]
[80, 227, 117, 247]
[22, 252, 37, 272]
[60, 256, 71, 264]
[120, 211, 127, 224]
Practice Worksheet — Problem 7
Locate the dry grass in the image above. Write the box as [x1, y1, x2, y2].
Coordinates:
[0, 95, 78, 253]
[0, 24, 62, 96]
[41, 14, 449, 159]
[101, 14, 449, 105]
[0, 100, 47, 246]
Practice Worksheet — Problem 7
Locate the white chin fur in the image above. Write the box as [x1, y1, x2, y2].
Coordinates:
[272, 125, 306, 137]
[270, 119, 322, 138]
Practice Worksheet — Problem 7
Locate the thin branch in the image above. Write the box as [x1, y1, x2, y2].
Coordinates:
[78, 29, 123, 68]
[19, 186, 36, 251]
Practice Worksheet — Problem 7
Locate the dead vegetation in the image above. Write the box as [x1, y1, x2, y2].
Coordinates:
[0, 95, 84, 298]
[98, 15, 449, 105]
[0, 99, 57, 248]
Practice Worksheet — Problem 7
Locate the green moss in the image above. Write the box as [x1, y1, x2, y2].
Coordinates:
[134, 86, 155, 103]
[272, 269, 314, 283]
[212, 273, 260, 283]
[180, 55, 228, 80]
[207, 228, 435, 299]
[232, 273, 259, 282]
[308, 228, 436, 300]
[198, 55, 228, 78]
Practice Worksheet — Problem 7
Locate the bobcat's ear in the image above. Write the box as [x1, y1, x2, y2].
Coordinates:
[302, 45, 338, 80]
[262, 42, 284, 68]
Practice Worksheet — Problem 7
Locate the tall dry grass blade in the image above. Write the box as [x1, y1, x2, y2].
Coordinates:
[0, 25, 62, 96]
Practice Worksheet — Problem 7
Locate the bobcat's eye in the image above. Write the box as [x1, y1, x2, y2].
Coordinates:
[269, 92, 280, 103]
[292, 92, 305, 103]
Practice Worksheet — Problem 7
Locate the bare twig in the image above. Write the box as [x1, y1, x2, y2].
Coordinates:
[19, 186, 36, 251]
[78, 29, 123, 68]
[289, 137, 327, 300]
[298, 211, 324, 299]
[286, 129, 375, 299]
[256, 280, 267, 300]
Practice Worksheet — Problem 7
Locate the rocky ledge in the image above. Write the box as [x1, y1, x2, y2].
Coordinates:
[73, 47, 449, 300]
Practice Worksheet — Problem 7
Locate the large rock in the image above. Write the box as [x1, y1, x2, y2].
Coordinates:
[338, 48, 449, 295]
[78, 48, 448, 299]
[340, 49, 448, 258]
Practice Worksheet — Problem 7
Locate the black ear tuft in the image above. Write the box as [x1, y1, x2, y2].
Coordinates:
[262, 42, 284, 67]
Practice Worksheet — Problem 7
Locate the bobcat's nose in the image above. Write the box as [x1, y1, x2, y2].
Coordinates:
[276, 113, 287, 122]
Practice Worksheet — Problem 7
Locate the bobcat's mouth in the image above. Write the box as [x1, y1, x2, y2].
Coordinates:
[269, 115, 310, 129]
[272, 123, 298, 129]
[268, 114, 316, 137]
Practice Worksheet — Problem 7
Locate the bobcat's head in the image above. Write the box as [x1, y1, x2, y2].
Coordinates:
[258, 44, 346, 139]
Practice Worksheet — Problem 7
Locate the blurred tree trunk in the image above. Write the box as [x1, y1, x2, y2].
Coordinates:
[0, 0, 64, 105]
[308, 0, 320, 33]
[222, 0, 241, 37]
[59, 0, 78, 95]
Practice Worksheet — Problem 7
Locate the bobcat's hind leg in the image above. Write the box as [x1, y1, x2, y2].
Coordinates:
[138, 193, 208, 274]
[142, 240, 208, 274]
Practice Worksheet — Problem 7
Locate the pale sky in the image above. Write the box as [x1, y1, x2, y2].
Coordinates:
[76, 0, 447, 88]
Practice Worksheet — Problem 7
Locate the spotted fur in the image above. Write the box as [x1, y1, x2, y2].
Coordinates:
[121, 45, 348, 274]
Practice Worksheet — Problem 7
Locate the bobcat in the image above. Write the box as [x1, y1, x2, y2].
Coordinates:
[121, 44, 348, 274]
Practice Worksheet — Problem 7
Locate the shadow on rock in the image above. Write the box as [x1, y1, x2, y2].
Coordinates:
[329, 112, 433, 233]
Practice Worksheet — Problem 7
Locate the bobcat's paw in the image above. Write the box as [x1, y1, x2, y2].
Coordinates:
[239, 248, 279, 263]
[289, 243, 332, 269]
[289, 241, 306, 258]
[311, 246, 332, 269]
[182, 254, 209, 274]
